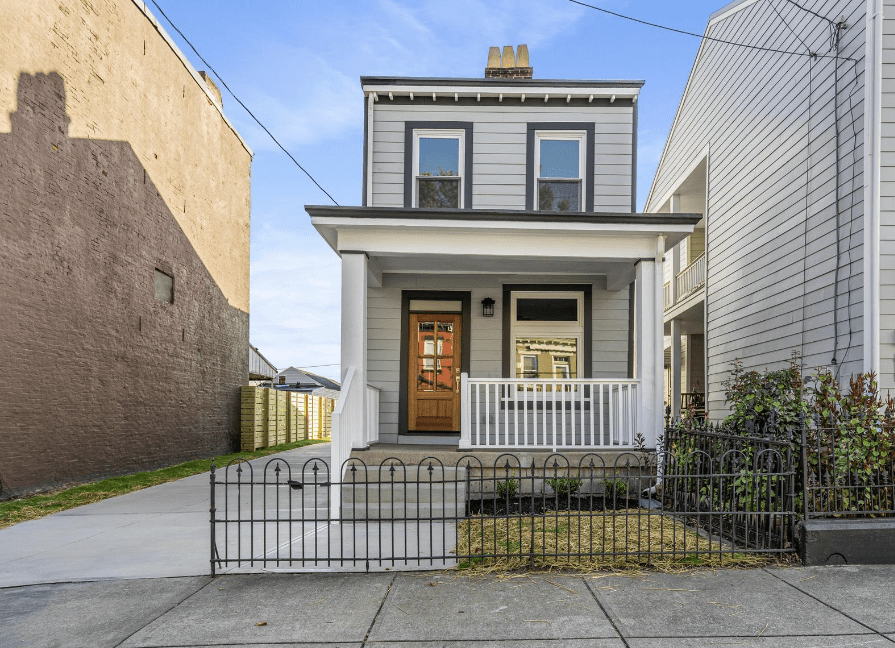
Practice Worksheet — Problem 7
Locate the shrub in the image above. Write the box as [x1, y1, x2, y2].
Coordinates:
[546, 476, 582, 496]
[496, 478, 519, 499]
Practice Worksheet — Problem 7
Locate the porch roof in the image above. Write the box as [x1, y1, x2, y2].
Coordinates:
[307, 206, 700, 288]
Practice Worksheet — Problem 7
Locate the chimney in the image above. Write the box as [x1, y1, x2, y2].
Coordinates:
[484, 45, 533, 79]
[198, 71, 223, 108]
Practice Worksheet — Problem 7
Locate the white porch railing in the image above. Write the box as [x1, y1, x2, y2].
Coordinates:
[460, 374, 639, 451]
[674, 252, 706, 302]
[663, 281, 673, 310]
[365, 384, 380, 447]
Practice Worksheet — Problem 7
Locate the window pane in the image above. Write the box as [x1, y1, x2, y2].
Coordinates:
[539, 139, 579, 178]
[419, 137, 459, 176]
[515, 338, 577, 378]
[418, 177, 460, 208]
[538, 180, 580, 212]
[437, 358, 453, 392]
[516, 298, 578, 322]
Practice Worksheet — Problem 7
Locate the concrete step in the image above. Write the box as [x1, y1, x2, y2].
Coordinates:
[340, 501, 466, 521]
[342, 482, 466, 504]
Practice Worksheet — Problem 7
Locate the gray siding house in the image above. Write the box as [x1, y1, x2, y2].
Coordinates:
[308, 47, 699, 474]
[649, 0, 895, 418]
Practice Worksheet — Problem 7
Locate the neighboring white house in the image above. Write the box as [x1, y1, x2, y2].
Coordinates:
[648, 0, 893, 418]
[308, 46, 699, 471]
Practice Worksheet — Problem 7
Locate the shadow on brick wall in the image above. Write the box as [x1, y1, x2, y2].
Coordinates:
[0, 72, 248, 495]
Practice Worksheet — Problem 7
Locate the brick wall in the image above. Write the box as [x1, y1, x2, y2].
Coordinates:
[0, 72, 248, 494]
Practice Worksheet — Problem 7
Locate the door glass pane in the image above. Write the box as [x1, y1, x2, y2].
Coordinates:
[417, 359, 435, 392]
[436, 321, 453, 355]
[538, 180, 580, 212]
[539, 139, 579, 178]
[418, 322, 434, 354]
[516, 298, 578, 322]
[515, 337, 577, 379]
[437, 358, 453, 392]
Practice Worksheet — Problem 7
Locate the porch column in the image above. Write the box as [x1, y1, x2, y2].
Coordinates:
[670, 319, 682, 418]
[341, 252, 368, 451]
[634, 239, 664, 449]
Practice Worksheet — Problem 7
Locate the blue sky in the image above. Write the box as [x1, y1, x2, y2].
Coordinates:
[156, 0, 726, 379]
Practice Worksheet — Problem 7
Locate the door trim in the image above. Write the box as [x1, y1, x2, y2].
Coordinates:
[399, 290, 471, 435]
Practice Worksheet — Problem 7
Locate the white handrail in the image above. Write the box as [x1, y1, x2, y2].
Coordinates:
[460, 377, 639, 451]
[674, 252, 705, 302]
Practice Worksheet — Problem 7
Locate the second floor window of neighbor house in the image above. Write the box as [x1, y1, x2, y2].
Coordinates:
[537, 132, 585, 212]
[414, 130, 464, 208]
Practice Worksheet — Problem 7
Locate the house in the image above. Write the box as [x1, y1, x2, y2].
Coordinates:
[0, 0, 252, 494]
[308, 46, 700, 472]
[249, 345, 278, 383]
[647, 0, 892, 418]
[274, 367, 341, 399]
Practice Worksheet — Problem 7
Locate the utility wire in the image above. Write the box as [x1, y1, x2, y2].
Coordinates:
[149, 0, 340, 206]
[769, 0, 812, 53]
[566, 0, 854, 60]
[782, 0, 836, 25]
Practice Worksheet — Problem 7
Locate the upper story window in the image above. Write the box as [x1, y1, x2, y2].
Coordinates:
[414, 130, 464, 208]
[526, 123, 595, 212]
[536, 133, 585, 212]
[404, 122, 473, 209]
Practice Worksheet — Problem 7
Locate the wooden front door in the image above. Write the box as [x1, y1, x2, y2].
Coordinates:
[408, 313, 462, 432]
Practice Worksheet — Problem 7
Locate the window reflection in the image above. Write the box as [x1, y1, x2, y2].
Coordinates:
[515, 337, 577, 379]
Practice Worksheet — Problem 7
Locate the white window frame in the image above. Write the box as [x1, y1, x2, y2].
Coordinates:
[412, 129, 465, 208]
[534, 131, 586, 213]
[510, 291, 584, 379]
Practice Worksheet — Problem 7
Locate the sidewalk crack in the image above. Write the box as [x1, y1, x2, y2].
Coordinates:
[583, 577, 631, 647]
[762, 568, 895, 644]
[361, 572, 397, 646]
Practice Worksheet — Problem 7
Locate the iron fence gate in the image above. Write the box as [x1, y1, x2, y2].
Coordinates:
[210, 434, 797, 573]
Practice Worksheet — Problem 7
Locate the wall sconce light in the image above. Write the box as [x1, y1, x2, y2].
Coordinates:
[481, 297, 495, 317]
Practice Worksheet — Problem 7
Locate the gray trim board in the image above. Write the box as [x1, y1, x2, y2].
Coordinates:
[525, 123, 595, 212]
[362, 94, 369, 207]
[631, 100, 638, 213]
[403, 121, 474, 209]
[306, 205, 703, 226]
[398, 290, 471, 435]
[361, 76, 645, 89]
[501, 284, 593, 380]
[376, 96, 633, 108]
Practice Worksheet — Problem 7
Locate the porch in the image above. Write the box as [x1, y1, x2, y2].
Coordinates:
[309, 206, 700, 479]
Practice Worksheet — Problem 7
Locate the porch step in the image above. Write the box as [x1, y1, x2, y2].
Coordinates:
[340, 499, 466, 521]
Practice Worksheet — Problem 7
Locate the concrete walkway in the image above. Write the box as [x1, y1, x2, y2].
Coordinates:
[0, 443, 331, 587]
[3, 566, 895, 647]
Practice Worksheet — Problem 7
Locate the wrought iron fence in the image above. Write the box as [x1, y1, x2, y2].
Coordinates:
[210, 430, 797, 574]
[801, 424, 895, 518]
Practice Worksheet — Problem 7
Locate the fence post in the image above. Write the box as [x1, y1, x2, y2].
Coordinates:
[210, 458, 216, 577]
[799, 413, 809, 520]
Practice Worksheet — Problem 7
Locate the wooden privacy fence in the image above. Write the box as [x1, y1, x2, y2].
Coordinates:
[241, 386, 333, 451]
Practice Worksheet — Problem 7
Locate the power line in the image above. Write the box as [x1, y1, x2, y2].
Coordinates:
[566, 0, 854, 61]
[782, 0, 836, 25]
[149, 0, 340, 206]
[769, 0, 811, 53]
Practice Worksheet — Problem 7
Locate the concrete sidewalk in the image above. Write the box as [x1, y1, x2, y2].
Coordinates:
[2, 566, 895, 647]
[0, 443, 331, 587]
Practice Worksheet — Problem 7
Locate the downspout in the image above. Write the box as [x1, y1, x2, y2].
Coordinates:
[864, 0, 882, 374]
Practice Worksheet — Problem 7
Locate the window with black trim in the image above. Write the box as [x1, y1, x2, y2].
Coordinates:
[413, 130, 464, 208]
[511, 291, 583, 379]
[535, 132, 586, 212]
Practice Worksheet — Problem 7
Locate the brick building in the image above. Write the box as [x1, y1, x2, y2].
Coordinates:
[0, 0, 252, 494]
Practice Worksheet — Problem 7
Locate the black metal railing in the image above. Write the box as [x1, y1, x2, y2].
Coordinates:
[210, 432, 797, 573]
[802, 424, 895, 518]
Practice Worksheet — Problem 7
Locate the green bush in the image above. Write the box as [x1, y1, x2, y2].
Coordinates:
[546, 476, 582, 496]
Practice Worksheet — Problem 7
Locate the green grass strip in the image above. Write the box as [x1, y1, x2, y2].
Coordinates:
[0, 439, 328, 529]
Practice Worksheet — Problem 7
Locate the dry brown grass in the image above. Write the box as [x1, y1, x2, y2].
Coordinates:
[455, 510, 781, 574]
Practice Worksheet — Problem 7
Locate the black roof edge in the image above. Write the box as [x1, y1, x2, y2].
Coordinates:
[360, 76, 645, 89]
[305, 205, 702, 226]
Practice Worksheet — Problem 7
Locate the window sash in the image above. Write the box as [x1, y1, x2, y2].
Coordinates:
[534, 131, 586, 213]
[510, 291, 584, 380]
[412, 130, 465, 208]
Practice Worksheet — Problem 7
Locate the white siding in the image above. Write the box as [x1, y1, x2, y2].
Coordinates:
[880, 0, 895, 393]
[367, 274, 631, 442]
[370, 102, 634, 213]
[648, 0, 866, 416]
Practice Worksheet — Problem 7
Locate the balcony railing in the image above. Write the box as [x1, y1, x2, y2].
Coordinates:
[675, 253, 706, 301]
[460, 375, 639, 451]
[666, 253, 706, 311]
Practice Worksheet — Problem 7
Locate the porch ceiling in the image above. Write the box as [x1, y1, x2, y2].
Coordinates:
[307, 207, 701, 280]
